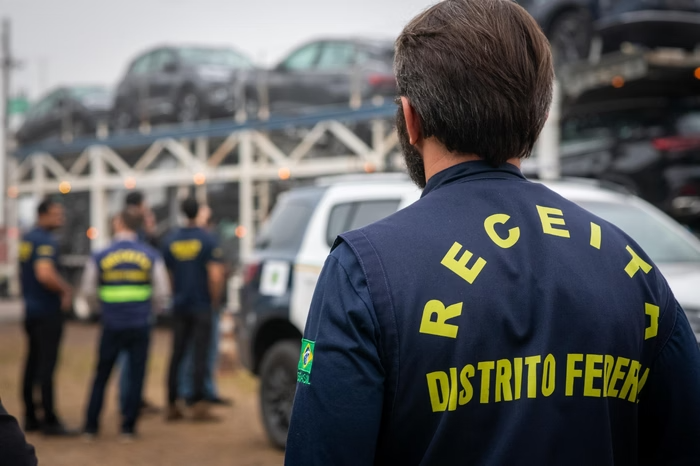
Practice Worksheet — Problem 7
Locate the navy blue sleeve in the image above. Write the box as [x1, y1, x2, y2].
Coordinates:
[639, 302, 700, 465]
[285, 241, 384, 466]
[32, 233, 57, 265]
[0, 400, 37, 466]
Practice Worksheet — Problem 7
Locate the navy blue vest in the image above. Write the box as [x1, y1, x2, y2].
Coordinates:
[339, 162, 676, 465]
[94, 240, 159, 330]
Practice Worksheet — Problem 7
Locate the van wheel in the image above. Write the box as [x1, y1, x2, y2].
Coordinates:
[259, 340, 300, 449]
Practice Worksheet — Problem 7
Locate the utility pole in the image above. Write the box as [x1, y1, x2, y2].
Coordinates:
[0, 18, 19, 226]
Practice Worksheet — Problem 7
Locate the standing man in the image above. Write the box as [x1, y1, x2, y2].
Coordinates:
[178, 205, 232, 406]
[163, 198, 225, 421]
[125, 191, 157, 247]
[286, 0, 700, 464]
[81, 210, 169, 439]
[19, 199, 75, 436]
[120, 190, 159, 416]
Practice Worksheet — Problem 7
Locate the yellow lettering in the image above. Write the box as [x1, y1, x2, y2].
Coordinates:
[484, 214, 521, 249]
[584, 354, 603, 397]
[603, 355, 615, 398]
[170, 239, 203, 261]
[542, 354, 556, 397]
[448, 367, 458, 411]
[419, 300, 463, 339]
[513, 357, 523, 400]
[478, 361, 494, 404]
[645, 303, 659, 340]
[536, 205, 570, 238]
[495, 359, 513, 402]
[620, 361, 641, 401]
[607, 357, 630, 398]
[459, 364, 475, 406]
[426, 371, 450, 412]
[525, 356, 541, 399]
[566, 354, 584, 396]
[590, 222, 601, 249]
[624, 246, 652, 278]
[440, 242, 487, 285]
[19, 242, 33, 262]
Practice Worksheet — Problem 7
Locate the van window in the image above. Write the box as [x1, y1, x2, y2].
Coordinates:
[326, 199, 401, 246]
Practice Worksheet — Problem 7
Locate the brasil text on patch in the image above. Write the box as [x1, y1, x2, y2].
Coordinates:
[297, 339, 315, 385]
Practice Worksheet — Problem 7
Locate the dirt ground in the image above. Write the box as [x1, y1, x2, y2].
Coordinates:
[0, 321, 285, 466]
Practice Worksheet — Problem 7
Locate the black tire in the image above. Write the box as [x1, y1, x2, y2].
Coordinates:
[259, 339, 300, 450]
[548, 10, 593, 68]
[176, 90, 203, 123]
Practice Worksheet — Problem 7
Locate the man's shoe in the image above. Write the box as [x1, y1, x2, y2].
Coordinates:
[42, 422, 79, 437]
[207, 396, 234, 407]
[139, 399, 160, 416]
[24, 418, 41, 433]
[119, 432, 136, 444]
[190, 401, 221, 423]
[165, 405, 184, 422]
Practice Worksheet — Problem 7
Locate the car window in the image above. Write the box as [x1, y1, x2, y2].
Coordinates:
[150, 49, 177, 72]
[316, 42, 356, 70]
[577, 201, 700, 263]
[326, 199, 401, 246]
[282, 43, 321, 71]
[257, 196, 315, 252]
[129, 53, 153, 75]
[357, 46, 394, 65]
[178, 48, 253, 69]
[26, 91, 62, 119]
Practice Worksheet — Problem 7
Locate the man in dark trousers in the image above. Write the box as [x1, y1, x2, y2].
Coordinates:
[81, 210, 169, 440]
[286, 1, 700, 465]
[19, 199, 75, 436]
[0, 399, 38, 465]
[120, 191, 159, 416]
[162, 198, 225, 422]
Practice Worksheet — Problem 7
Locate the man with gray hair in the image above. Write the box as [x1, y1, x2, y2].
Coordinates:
[285, 0, 700, 464]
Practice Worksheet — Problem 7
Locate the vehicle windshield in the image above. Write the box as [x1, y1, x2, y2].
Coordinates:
[178, 48, 253, 69]
[577, 201, 700, 263]
[68, 86, 112, 104]
[256, 191, 320, 252]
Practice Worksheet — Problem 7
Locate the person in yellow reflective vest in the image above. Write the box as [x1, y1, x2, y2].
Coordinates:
[80, 209, 170, 440]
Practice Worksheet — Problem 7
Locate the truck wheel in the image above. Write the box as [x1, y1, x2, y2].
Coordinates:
[259, 339, 300, 449]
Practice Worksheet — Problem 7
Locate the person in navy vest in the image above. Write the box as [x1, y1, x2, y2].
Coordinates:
[80, 209, 170, 440]
[19, 198, 76, 436]
[285, 1, 700, 464]
[118, 191, 160, 417]
[162, 198, 225, 422]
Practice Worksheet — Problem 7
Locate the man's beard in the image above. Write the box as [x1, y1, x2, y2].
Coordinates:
[396, 107, 426, 188]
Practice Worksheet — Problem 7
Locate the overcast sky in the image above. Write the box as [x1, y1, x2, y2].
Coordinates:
[0, 0, 433, 99]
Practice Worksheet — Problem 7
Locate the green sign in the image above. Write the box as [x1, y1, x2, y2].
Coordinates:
[7, 97, 30, 115]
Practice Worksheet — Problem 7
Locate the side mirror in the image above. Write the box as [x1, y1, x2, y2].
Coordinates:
[163, 61, 178, 73]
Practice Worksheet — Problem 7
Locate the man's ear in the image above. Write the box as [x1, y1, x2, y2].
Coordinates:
[401, 96, 422, 145]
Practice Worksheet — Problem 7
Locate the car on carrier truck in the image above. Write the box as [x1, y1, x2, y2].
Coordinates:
[236, 174, 700, 448]
[520, 0, 700, 66]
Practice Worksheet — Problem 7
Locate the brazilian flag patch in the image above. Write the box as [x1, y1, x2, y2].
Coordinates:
[297, 339, 315, 385]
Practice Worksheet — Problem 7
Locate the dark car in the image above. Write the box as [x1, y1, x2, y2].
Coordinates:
[112, 45, 254, 129]
[519, 0, 700, 65]
[551, 97, 700, 229]
[15, 86, 112, 146]
[242, 38, 396, 116]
